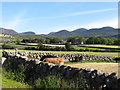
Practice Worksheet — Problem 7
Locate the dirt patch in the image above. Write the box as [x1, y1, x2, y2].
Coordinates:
[67, 63, 120, 77]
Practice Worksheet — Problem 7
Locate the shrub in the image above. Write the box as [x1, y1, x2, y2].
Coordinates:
[2, 44, 15, 49]
[35, 75, 82, 88]
[2, 68, 25, 83]
[65, 42, 72, 50]
[24, 47, 36, 50]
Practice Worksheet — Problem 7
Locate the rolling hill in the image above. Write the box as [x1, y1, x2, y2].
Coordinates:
[0, 27, 36, 35]
[0, 27, 119, 39]
[0, 27, 18, 34]
[20, 31, 36, 35]
[48, 27, 119, 38]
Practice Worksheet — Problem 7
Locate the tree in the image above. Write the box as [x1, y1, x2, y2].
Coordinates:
[114, 39, 120, 45]
[65, 42, 72, 50]
[37, 43, 45, 50]
[45, 39, 50, 44]
[50, 37, 62, 44]
[86, 36, 96, 44]
[67, 36, 84, 45]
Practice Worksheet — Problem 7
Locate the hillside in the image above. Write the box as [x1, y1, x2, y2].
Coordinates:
[48, 27, 118, 38]
[0, 27, 119, 39]
[0, 27, 18, 34]
[49, 30, 76, 38]
[0, 28, 36, 35]
[20, 31, 36, 35]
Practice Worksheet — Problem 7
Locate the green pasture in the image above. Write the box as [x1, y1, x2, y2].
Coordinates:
[72, 46, 106, 51]
[5, 43, 37, 49]
[83, 44, 119, 48]
[3, 43, 120, 52]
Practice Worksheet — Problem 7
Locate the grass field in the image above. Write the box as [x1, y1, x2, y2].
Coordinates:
[83, 44, 119, 48]
[5, 43, 37, 49]
[3, 43, 120, 52]
[72, 46, 106, 50]
[0, 70, 32, 88]
[1, 75, 32, 88]
[66, 63, 119, 77]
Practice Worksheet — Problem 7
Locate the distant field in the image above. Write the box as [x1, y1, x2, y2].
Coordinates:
[4, 43, 37, 49]
[72, 46, 106, 50]
[1, 49, 119, 57]
[83, 44, 119, 48]
[3, 43, 120, 52]
[20, 43, 119, 48]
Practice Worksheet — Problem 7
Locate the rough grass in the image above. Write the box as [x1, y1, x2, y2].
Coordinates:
[65, 60, 116, 64]
[1, 70, 32, 88]
[35, 75, 84, 88]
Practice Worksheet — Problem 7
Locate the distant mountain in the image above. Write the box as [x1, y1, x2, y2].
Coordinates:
[20, 31, 36, 35]
[0, 27, 18, 34]
[0, 27, 36, 35]
[49, 30, 77, 38]
[72, 28, 88, 33]
[48, 27, 118, 38]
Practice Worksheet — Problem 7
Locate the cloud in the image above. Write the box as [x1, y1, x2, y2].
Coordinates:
[82, 18, 118, 29]
[2, 10, 27, 29]
[26, 8, 117, 20]
[63, 8, 117, 17]
[49, 18, 118, 32]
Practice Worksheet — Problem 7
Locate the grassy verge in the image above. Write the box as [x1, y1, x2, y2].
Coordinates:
[1, 68, 86, 88]
[1, 69, 32, 88]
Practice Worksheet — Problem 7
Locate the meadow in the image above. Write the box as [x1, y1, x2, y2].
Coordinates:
[83, 44, 119, 48]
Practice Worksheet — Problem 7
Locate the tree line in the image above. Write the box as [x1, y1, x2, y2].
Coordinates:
[20, 36, 119, 45]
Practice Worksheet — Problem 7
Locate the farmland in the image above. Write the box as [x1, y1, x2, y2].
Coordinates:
[1, 43, 119, 88]
[83, 44, 119, 48]
[66, 63, 119, 77]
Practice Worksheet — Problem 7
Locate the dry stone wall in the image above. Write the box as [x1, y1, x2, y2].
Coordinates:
[3, 51, 116, 62]
[2, 51, 120, 89]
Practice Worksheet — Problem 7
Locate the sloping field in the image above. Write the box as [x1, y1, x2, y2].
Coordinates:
[67, 63, 119, 77]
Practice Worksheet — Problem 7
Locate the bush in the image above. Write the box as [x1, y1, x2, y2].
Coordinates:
[2, 68, 25, 83]
[2, 44, 15, 49]
[35, 75, 81, 88]
[65, 42, 72, 50]
[24, 47, 36, 50]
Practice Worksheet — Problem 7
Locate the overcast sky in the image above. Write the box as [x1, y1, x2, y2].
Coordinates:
[1, 2, 118, 34]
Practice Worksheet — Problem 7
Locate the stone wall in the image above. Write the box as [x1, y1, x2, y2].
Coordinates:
[2, 52, 120, 89]
[3, 51, 116, 62]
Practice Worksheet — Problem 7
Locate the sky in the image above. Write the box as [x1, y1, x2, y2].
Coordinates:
[1, 2, 118, 34]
